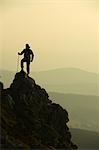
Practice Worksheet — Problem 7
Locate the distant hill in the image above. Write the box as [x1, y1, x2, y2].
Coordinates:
[49, 92, 99, 132]
[33, 68, 99, 96]
[1, 68, 99, 95]
[70, 128, 99, 150]
[32, 68, 99, 95]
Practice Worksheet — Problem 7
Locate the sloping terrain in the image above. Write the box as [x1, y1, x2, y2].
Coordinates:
[49, 92, 99, 132]
[70, 128, 99, 150]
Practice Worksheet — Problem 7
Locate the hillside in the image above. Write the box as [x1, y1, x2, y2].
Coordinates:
[0, 70, 77, 149]
[49, 92, 99, 132]
[1, 68, 99, 95]
[33, 68, 99, 84]
[32, 68, 99, 95]
[70, 128, 99, 150]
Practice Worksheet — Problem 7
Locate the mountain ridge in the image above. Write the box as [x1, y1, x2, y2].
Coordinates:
[1, 68, 99, 95]
[49, 92, 99, 132]
[33, 67, 99, 75]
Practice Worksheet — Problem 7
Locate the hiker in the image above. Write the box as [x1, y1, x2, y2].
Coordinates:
[18, 44, 34, 75]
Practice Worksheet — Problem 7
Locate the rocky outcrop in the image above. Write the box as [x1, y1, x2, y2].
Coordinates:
[0, 70, 77, 149]
[0, 81, 3, 98]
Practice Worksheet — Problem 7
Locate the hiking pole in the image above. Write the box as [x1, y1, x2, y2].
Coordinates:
[17, 54, 19, 72]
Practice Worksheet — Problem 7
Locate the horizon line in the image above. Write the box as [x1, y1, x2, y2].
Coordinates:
[0, 67, 99, 74]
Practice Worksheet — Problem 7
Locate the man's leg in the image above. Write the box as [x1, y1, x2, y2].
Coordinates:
[21, 58, 25, 70]
[27, 61, 30, 75]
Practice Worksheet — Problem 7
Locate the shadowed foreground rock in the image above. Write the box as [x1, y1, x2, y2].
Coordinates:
[0, 71, 78, 149]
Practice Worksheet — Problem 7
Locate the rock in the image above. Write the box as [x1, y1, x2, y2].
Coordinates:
[0, 81, 3, 99]
[1, 71, 78, 149]
[0, 82, 3, 90]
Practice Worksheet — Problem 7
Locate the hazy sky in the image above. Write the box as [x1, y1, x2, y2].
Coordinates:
[0, 0, 99, 73]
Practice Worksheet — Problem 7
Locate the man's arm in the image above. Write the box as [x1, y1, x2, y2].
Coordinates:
[18, 49, 25, 55]
[30, 50, 34, 62]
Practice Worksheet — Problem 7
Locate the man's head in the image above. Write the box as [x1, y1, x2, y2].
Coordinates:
[26, 44, 30, 49]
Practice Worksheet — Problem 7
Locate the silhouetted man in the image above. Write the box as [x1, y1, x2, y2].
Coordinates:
[18, 44, 34, 75]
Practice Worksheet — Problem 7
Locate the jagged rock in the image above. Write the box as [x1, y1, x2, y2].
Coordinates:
[0, 81, 3, 90]
[0, 81, 3, 100]
[1, 71, 78, 149]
